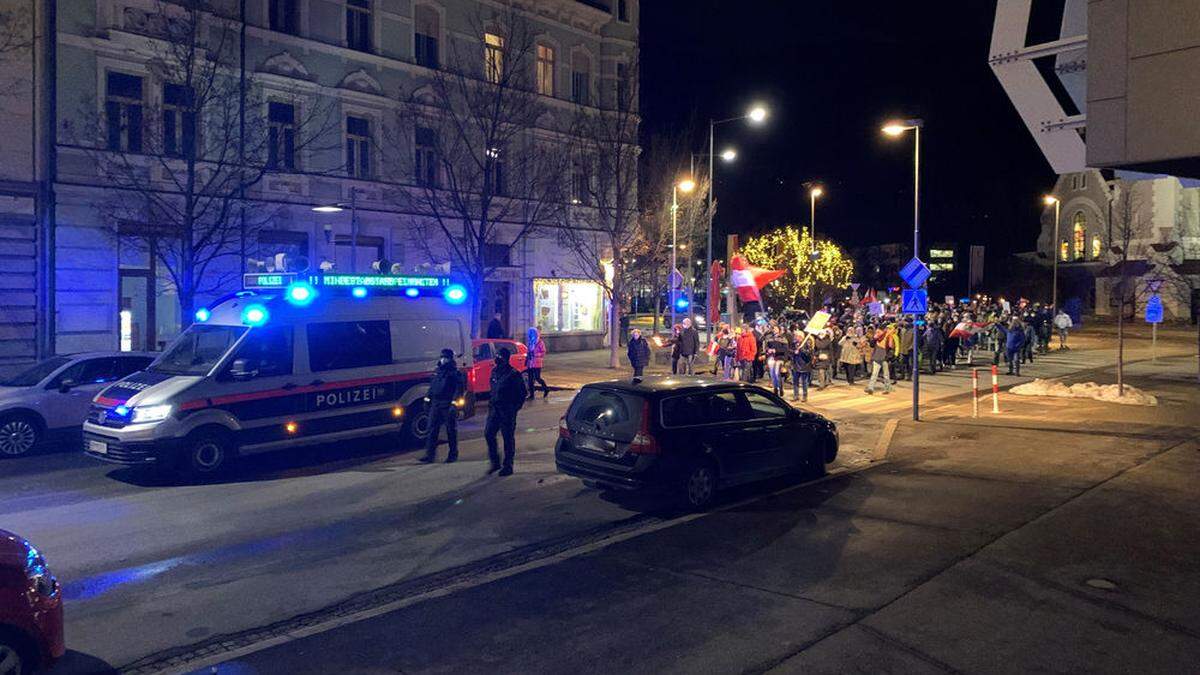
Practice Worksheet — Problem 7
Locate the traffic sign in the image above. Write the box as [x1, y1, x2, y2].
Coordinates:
[902, 288, 928, 314]
[1145, 294, 1163, 323]
[667, 268, 684, 289]
[899, 257, 931, 288]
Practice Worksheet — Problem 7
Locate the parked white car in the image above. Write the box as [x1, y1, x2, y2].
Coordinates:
[0, 353, 155, 457]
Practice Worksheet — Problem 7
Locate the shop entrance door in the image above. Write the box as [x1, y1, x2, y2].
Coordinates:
[481, 281, 510, 338]
[119, 269, 155, 352]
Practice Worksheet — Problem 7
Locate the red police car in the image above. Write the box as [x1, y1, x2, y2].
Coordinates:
[0, 529, 63, 674]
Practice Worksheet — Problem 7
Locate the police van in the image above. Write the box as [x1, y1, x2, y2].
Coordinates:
[82, 272, 475, 476]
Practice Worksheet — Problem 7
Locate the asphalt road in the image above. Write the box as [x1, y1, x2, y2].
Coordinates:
[0, 326, 1192, 674]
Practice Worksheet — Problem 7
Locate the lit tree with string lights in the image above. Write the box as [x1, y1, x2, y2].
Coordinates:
[740, 225, 854, 311]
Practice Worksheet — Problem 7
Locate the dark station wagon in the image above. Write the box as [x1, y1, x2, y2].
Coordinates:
[556, 377, 838, 509]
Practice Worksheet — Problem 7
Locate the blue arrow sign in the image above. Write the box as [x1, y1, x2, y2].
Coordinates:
[1145, 295, 1163, 323]
[899, 257, 931, 288]
[902, 288, 928, 314]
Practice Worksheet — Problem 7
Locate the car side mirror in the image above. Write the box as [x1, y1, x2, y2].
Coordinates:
[228, 358, 258, 381]
[58, 379, 76, 393]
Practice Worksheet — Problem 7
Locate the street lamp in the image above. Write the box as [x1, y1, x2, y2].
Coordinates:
[1044, 195, 1061, 313]
[707, 104, 769, 340]
[311, 187, 360, 272]
[809, 185, 824, 260]
[672, 177, 696, 328]
[881, 118, 924, 421]
[720, 148, 737, 162]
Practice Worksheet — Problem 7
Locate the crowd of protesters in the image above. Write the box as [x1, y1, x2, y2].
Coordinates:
[645, 298, 1075, 403]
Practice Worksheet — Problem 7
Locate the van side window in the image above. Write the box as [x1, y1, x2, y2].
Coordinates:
[233, 326, 294, 376]
[394, 320, 462, 364]
[307, 320, 392, 371]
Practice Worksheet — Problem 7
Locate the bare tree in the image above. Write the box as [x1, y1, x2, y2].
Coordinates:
[1146, 192, 1200, 383]
[0, 4, 32, 95]
[555, 57, 641, 367]
[72, 1, 336, 327]
[391, 6, 566, 338]
[627, 134, 711, 334]
[1107, 181, 1151, 396]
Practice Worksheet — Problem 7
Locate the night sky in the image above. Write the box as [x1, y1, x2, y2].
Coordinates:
[639, 1, 1059, 261]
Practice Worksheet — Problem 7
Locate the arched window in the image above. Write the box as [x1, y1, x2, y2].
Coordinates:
[1091, 235, 1102, 259]
[1060, 240, 1069, 261]
[1072, 212, 1086, 261]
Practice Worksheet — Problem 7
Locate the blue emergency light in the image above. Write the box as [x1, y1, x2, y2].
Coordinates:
[194, 308, 211, 322]
[444, 285, 468, 305]
[404, 287, 420, 298]
[242, 304, 270, 326]
[675, 297, 689, 311]
[351, 286, 369, 299]
[285, 281, 317, 307]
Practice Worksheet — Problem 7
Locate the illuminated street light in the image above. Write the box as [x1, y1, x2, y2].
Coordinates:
[880, 117, 924, 421]
[721, 148, 737, 162]
[1043, 195, 1061, 312]
[677, 178, 696, 193]
[748, 105, 768, 123]
[312, 188, 361, 271]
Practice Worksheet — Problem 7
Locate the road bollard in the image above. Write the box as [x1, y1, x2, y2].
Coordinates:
[990, 364, 1000, 414]
[972, 368, 979, 418]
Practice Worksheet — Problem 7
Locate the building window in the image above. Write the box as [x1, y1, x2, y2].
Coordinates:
[1072, 212, 1086, 260]
[162, 83, 195, 158]
[572, 53, 591, 105]
[616, 62, 630, 111]
[269, 0, 298, 34]
[1070, 175, 1079, 190]
[415, 126, 438, 187]
[267, 102, 296, 171]
[483, 243, 510, 267]
[486, 146, 506, 195]
[1080, 173, 1088, 189]
[618, 0, 628, 22]
[1060, 240, 1069, 262]
[534, 278, 604, 333]
[484, 32, 504, 83]
[252, 229, 309, 273]
[106, 72, 144, 152]
[1091, 235, 1102, 259]
[414, 5, 439, 68]
[571, 161, 590, 205]
[536, 44, 555, 96]
[346, 0, 371, 52]
[345, 115, 371, 179]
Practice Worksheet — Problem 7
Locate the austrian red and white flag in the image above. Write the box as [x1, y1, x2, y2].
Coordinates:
[729, 255, 786, 303]
[861, 287, 878, 306]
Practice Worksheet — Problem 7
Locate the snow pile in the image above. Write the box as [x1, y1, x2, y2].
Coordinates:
[1010, 379, 1158, 406]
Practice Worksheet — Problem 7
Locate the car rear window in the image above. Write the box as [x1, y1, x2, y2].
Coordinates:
[567, 387, 644, 440]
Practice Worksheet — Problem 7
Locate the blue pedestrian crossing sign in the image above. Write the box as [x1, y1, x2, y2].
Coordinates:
[899, 257, 931, 289]
[901, 288, 928, 314]
[1145, 295, 1163, 323]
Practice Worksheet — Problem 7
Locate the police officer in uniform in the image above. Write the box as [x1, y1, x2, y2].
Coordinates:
[419, 348, 465, 463]
[486, 346, 526, 476]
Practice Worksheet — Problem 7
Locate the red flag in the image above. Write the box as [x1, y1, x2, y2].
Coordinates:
[708, 260, 724, 324]
[861, 287, 878, 305]
[729, 255, 786, 303]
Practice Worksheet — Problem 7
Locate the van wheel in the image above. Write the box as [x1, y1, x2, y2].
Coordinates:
[178, 430, 233, 478]
[0, 628, 33, 675]
[680, 460, 718, 511]
[403, 401, 431, 447]
[0, 413, 41, 458]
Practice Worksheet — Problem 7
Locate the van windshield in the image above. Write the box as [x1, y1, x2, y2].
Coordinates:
[149, 324, 247, 376]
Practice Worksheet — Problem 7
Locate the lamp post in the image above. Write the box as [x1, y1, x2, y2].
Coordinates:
[882, 118, 924, 422]
[312, 187, 360, 272]
[671, 178, 696, 329]
[809, 185, 823, 258]
[706, 104, 768, 341]
[1044, 195, 1061, 311]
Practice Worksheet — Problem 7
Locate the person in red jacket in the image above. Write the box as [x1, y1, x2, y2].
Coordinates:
[735, 326, 758, 382]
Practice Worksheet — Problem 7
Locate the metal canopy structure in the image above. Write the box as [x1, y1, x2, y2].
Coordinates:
[989, 0, 1087, 174]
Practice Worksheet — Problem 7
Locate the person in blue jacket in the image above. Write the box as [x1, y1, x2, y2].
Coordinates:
[1003, 317, 1026, 375]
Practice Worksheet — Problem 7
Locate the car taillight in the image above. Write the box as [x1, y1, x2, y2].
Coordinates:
[628, 400, 659, 455]
[467, 367, 477, 390]
[558, 416, 571, 440]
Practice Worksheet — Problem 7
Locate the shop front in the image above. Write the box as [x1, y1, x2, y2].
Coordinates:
[533, 278, 607, 352]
